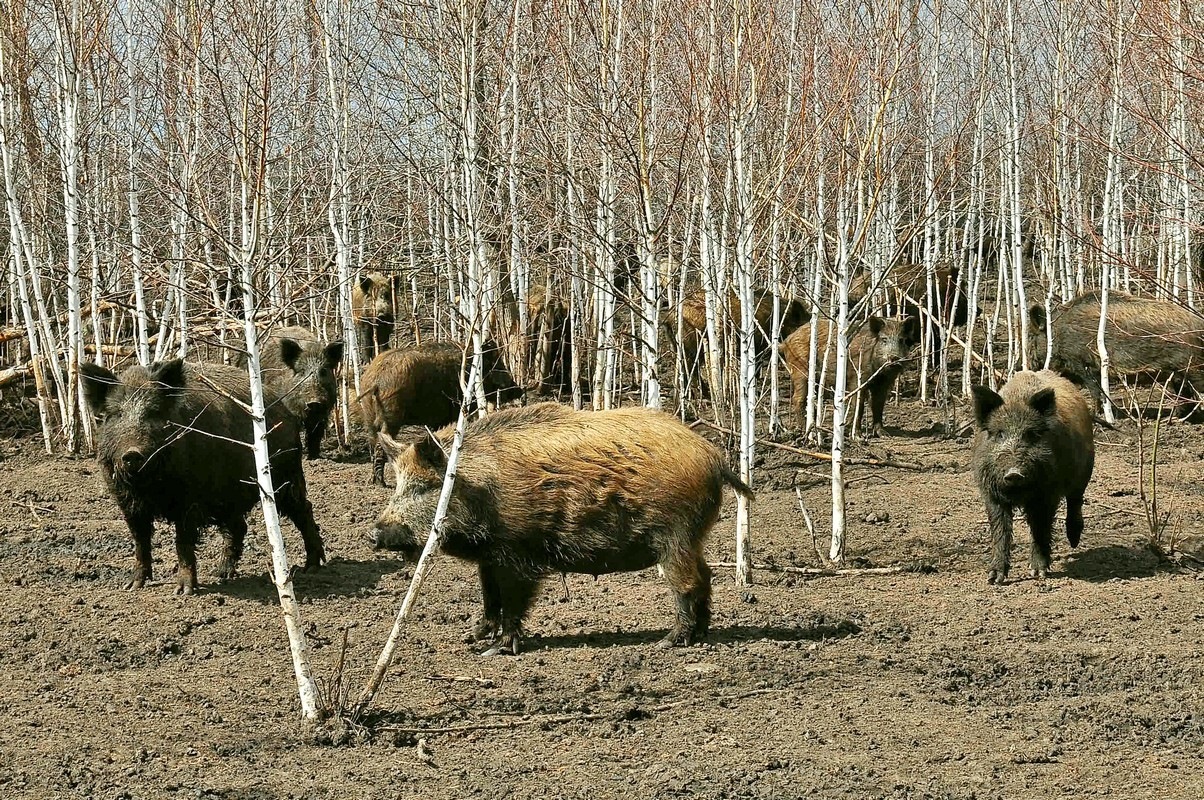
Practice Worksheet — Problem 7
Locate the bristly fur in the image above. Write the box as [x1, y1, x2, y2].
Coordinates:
[970, 370, 1094, 584]
[372, 402, 751, 654]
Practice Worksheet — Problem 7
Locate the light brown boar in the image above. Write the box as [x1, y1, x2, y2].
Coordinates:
[666, 289, 811, 392]
[352, 271, 399, 363]
[370, 402, 754, 655]
[780, 315, 920, 436]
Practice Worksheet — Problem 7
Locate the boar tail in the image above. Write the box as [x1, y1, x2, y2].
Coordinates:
[721, 465, 756, 501]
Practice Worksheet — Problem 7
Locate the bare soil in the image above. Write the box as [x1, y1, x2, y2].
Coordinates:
[2, 399, 1203, 800]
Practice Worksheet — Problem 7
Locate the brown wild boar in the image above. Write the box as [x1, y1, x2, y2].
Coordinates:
[238, 326, 343, 460]
[1029, 292, 1204, 413]
[352, 271, 399, 363]
[971, 370, 1095, 584]
[370, 402, 754, 655]
[359, 341, 522, 485]
[780, 315, 920, 436]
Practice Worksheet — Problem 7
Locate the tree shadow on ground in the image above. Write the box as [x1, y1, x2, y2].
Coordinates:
[216, 555, 405, 602]
[1063, 542, 1166, 582]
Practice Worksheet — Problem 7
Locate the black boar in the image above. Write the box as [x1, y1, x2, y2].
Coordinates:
[971, 370, 1095, 584]
[370, 402, 754, 655]
[358, 341, 522, 486]
[352, 271, 399, 363]
[1029, 292, 1204, 413]
[780, 315, 920, 436]
[81, 359, 326, 594]
[238, 326, 343, 460]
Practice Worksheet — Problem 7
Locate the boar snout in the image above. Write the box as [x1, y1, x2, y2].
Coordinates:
[121, 448, 147, 470]
[1002, 467, 1025, 488]
[371, 523, 420, 556]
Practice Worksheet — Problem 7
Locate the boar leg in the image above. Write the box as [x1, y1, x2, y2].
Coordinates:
[371, 441, 388, 487]
[868, 378, 894, 438]
[277, 485, 326, 571]
[216, 515, 248, 582]
[473, 563, 503, 642]
[1024, 501, 1056, 580]
[1065, 491, 1085, 549]
[482, 570, 540, 657]
[985, 500, 1014, 585]
[659, 552, 712, 648]
[124, 510, 155, 590]
[173, 512, 201, 595]
[304, 415, 326, 461]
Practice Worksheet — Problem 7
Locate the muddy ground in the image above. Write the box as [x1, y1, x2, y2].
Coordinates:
[1, 397, 1203, 800]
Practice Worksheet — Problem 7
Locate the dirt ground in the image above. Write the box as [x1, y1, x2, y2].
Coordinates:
[1, 396, 1203, 800]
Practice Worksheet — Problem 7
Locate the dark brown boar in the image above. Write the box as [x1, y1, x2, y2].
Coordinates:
[358, 341, 522, 486]
[238, 327, 343, 460]
[780, 315, 920, 436]
[81, 359, 325, 594]
[971, 370, 1095, 584]
[1029, 292, 1204, 413]
[370, 402, 754, 655]
[352, 271, 399, 363]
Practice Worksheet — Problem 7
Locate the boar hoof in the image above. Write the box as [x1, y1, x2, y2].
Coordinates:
[215, 562, 237, 583]
[657, 629, 693, 649]
[175, 582, 196, 596]
[986, 569, 1007, 585]
[1030, 566, 1048, 580]
[124, 575, 148, 590]
[481, 635, 520, 657]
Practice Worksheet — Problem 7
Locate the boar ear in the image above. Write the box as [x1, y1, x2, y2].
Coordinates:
[149, 358, 186, 390]
[901, 315, 921, 345]
[868, 316, 885, 337]
[358, 274, 374, 294]
[413, 432, 449, 472]
[970, 385, 1004, 427]
[1029, 305, 1047, 329]
[80, 363, 118, 413]
[324, 341, 345, 368]
[377, 430, 405, 461]
[1028, 386, 1057, 416]
[278, 337, 303, 369]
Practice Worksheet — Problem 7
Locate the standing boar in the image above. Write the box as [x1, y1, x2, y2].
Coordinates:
[358, 341, 522, 486]
[353, 271, 399, 363]
[780, 315, 920, 436]
[971, 370, 1094, 584]
[370, 403, 754, 654]
[666, 289, 811, 393]
[1029, 292, 1204, 413]
[238, 327, 343, 460]
[81, 359, 325, 594]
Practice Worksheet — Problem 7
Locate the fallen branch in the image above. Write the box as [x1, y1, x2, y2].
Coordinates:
[0, 364, 32, 388]
[378, 712, 607, 735]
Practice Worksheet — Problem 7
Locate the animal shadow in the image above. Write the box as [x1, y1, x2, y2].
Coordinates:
[1062, 542, 1166, 582]
[528, 619, 861, 652]
[217, 555, 405, 602]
